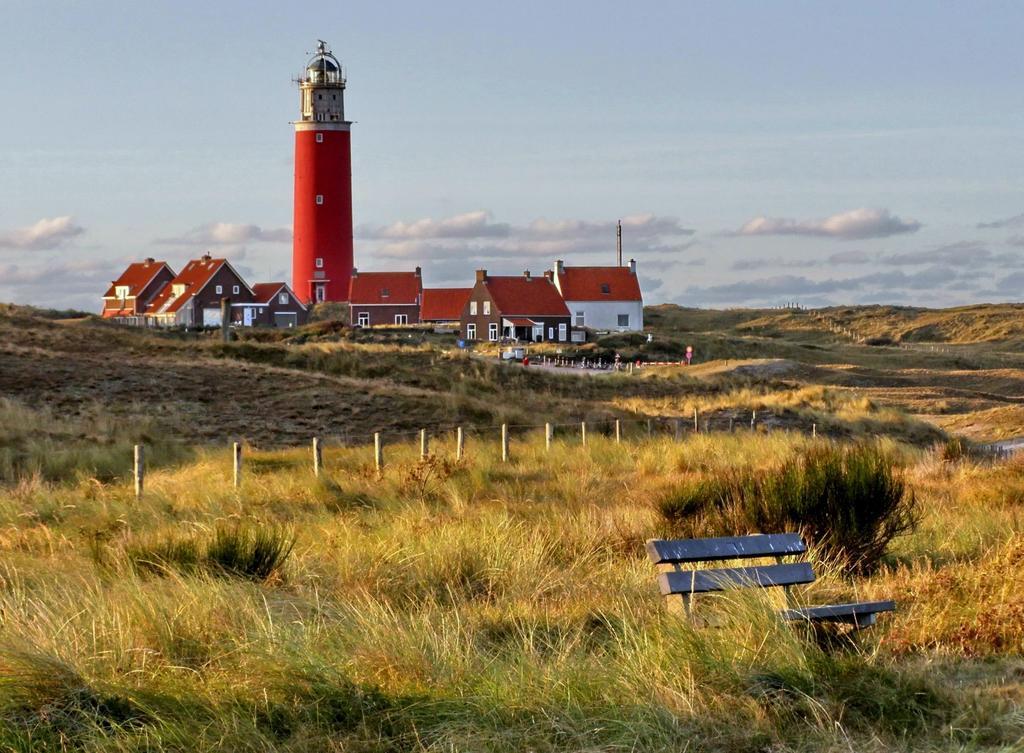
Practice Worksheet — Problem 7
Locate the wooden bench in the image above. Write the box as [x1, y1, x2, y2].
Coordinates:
[646, 532, 895, 630]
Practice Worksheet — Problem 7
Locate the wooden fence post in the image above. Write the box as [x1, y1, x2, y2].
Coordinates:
[133, 444, 144, 499]
[374, 432, 384, 472]
[750, 411, 756, 431]
[456, 426, 465, 461]
[812, 423, 817, 439]
[232, 442, 242, 488]
[615, 419, 621, 444]
[419, 429, 429, 460]
[313, 437, 323, 477]
[545, 422, 553, 451]
[647, 418, 653, 437]
[220, 297, 231, 343]
[581, 421, 587, 447]
[501, 423, 510, 462]
[693, 408, 698, 433]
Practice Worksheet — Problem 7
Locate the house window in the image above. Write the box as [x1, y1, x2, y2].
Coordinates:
[259, 308, 264, 314]
[278, 293, 288, 304]
[232, 285, 240, 295]
[115, 285, 129, 300]
[469, 301, 477, 315]
[381, 288, 389, 298]
[316, 133, 324, 143]
[488, 323, 498, 341]
[316, 195, 324, 205]
[601, 283, 611, 294]
[395, 314, 408, 325]
[574, 310, 585, 327]
[172, 284, 186, 297]
[357, 312, 370, 326]
[558, 323, 567, 341]
[466, 323, 476, 340]
[215, 285, 223, 295]
[617, 314, 630, 327]
[548, 327, 554, 340]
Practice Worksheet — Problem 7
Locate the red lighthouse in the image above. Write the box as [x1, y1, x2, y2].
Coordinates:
[292, 41, 353, 304]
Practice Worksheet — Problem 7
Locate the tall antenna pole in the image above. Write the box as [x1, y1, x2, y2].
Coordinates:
[616, 219, 622, 266]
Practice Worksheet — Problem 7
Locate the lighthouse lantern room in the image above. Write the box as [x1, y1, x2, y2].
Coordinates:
[292, 40, 354, 304]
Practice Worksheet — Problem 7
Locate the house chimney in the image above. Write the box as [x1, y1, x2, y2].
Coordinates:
[554, 259, 564, 276]
[201, 253, 212, 262]
[351, 267, 358, 278]
[475, 269, 488, 283]
[144, 257, 155, 264]
[414, 266, 421, 277]
[543, 270, 553, 281]
[523, 270, 531, 280]
[629, 258, 637, 275]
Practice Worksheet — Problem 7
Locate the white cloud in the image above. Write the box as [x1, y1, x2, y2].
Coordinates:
[977, 213, 1024, 230]
[357, 211, 510, 240]
[736, 208, 921, 240]
[0, 216, 85, 250]
[360, 210, 696, 272]
[156, 222, 291, 245]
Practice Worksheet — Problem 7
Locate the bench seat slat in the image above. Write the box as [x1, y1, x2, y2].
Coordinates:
[781, 600, 896, 627]
[646, 534, 806, 565]
[658, 562, 815, 595]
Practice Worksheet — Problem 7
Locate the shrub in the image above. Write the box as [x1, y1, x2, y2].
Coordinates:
[125, 523, 295, 582]
[659, 442, 918, 574]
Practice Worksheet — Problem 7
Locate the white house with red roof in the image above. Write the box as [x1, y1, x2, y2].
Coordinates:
[101, 258, 176, 324]
[553, 259, 643, 332]
[348, 267, 422, 326]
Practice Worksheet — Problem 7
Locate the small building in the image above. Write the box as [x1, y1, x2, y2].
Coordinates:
[553, 259, 644, 332]
[461, 269, 571, 343]
[248, 282, 309, 328]
[421, 287, 472, 327]
[147, 254, 254, 327]
[101, 258, 176, 324]
[348, 267, 422, 326]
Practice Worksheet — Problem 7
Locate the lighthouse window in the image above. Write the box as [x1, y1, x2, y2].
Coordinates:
[315, 133, 323, 143]
[316, 195, 324, 205]
[315, 257, 323, 268]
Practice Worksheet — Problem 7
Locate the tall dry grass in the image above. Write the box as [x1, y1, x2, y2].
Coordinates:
[0, 431, 1021, 750]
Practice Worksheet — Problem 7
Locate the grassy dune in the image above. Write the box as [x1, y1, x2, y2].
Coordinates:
[1, 427, 1022, 751]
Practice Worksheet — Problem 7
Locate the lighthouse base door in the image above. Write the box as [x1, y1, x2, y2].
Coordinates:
[202, 308, 222, 327]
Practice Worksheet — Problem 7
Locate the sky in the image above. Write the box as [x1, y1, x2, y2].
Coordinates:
[1, 0, 1023, 311]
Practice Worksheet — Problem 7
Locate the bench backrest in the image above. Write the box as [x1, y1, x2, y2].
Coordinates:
[646, 533, 806, 565]
[647, 533, 813, 597]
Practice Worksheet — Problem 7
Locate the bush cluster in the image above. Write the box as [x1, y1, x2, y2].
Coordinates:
[659, 442, 918, 573]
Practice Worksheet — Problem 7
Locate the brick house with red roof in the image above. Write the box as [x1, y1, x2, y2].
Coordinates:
[461, 269, 571, 343]
[147, 254, 255, 327]
[101, 258, 176, 324]
[250, 282, 309, 328]
[421, 287, 471, 327]
[348, 268, 422, 326]
[553, 259, 643, 332]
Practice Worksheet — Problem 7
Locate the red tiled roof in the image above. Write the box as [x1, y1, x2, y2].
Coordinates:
[484, 275, 569, 317]
[148, 257, 230, 315]
[251, 282, 285, 304]
[102, 260, 173, 299]
[556, 266, 642, 302]
[349, 271, 421, 305]
[421, 287, 471, 321]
